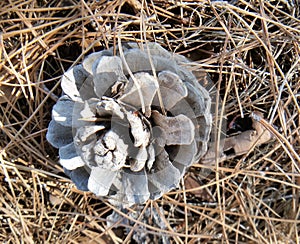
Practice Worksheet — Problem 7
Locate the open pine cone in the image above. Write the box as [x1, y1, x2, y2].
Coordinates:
[46, 42, 212, 206]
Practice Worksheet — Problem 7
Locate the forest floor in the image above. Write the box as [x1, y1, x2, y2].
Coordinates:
[0, 0, 299, 243]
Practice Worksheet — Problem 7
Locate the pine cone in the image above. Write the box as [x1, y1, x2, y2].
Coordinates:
[46, 42, 212, 206]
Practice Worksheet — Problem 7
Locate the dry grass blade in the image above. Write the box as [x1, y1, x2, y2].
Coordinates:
[0, 0, 299, 243]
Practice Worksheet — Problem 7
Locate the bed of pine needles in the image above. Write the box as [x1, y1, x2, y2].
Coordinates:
[0, 0, 299, 243]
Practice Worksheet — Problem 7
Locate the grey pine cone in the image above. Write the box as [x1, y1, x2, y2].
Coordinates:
[46, 42, 212, 206]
